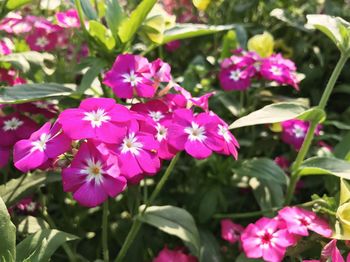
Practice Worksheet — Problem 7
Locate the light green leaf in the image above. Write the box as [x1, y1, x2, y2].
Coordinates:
[0, 196, 16, 261]
[79, 0, 97, 20]
[220, 30, 238, 59]
[88, 21, 116, 50]
[16, 229, 78, 262]
[229, 102, 309, 129]
[299, 157, 350, 179]
[118, 0, 158, 43]
[162, 23, 236, 44]
[105, 0, 125, 40]
[6, 0, 31, 10]
[0, 83, 75, 104]
[340, 179, 350, 205]
[18, 216, 50, 235]
[138, 205, 201, 256]
[199, 230, 222, 262]
[0, 172, 61, 206]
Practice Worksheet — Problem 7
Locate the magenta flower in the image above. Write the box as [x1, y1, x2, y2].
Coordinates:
[15, 101, 59, 119]
[59, 98, 131, 143]
[281, 119, 320, 150]
[0, 113, 38, 147]
[56, 9, 80, 28]
[219, 65, 252, 91]
[13, 122, 71, 172]
[153, 246, 197, 262]
[151, 58, 172, 83]
[103, 54, 155, 99]
[26, 28, 58, 51]
[131, 99, 171, 123]
[0, 13, 32, 34]
[0, 38, 13, 55]
[321, 240, 344, 262]
[165, 40, 181, 52]
[0, 68, 26, 86]
[0, 146, 9, 168]
[62, 141, 126, 207]
[274, 156, 290, 170]
[278, 207, 332, 238]
[168, 109, 222, 159]
[14, 196, 39, 214]
[241, 217, 295, 262]
[221, 219, 244, 244]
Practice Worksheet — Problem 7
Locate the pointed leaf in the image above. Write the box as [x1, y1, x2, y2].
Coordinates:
[105, 0, 125, 40]
[0, 196, 16, 261]
[88, 20, 116, 50]
[199, 229, 222, 262]
[299, 157, 350, 179]
[79, 0, 97, 20]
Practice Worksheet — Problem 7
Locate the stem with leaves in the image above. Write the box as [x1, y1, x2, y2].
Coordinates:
[115, 153, 180, 262]
[285, 53, 349, 205]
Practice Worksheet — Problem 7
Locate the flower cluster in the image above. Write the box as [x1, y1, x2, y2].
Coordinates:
[219, 49, 300, 91]
[11, 54, 239, 207]
[222, 207, 332, 262]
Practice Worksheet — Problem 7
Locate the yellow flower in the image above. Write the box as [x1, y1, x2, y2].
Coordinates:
[270, 123, 282, 132]
[247, 31, 274, 58]
[193, 0, 211, 11]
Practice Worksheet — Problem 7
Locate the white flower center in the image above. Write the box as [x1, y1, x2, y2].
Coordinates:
[31, 133, 51, 152]
[3, 117, 23, 131]
[229, 69, 242, 82]
[184, 122, 206, 142]
[63, 16, 78, 26]
[149, 111, 164, 122]
[26, 202, 36, 212]
[122, 70, 142, 87]
[269, 65, 282, 76]
[35, 36, 49, 48]
[33, 101, 50, 109]
[83, 109, 111, 128]
[293, 125, 305, 138]
[155, 123, 168, 141]
[120, 132, 143, 155]
[81, 158, 104, 185]
[218, 124, 231, 142]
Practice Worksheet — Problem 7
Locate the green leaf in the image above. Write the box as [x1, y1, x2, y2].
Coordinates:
[220, 30, 238, 59]
[18, 216, 50, 235]
[198, 187, 220, 223]
[0, 172, 61, 206]
[340, 179, 350, 205]
[306, 14, 350, 52]
[76, 58, 107, 94]
[235, 158, 288, 210]
[0, 196, 16, 261]
[325, 120, 350, 130]
[138, 205, 201, 256]
[5, 0, 31, 10]
[79, 0, 97, 20]
[105, 0, 125, 40]
[88, 20, 116, 50]
[199, 230, 222, 262]
[16, 229, 78, 262]
[335, 132, 350, 160]
[162, 23, 236, 44]
[299, 157, 350, 179]
[0, 52, 55, 75]
[0, 83, 75, 104]
[229, 102, 308, 129]
[118, 0, 158, 43]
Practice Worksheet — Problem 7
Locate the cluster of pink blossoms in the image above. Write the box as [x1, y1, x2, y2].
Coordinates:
[11, 53, 239, 207]
[221, 207, 332, 262]
[219, 49, 300, 91]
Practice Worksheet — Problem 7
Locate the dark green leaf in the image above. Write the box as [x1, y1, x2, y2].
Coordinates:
[76, 58, 107, 94]
[335, 132, 350, 159]
[0, 172, 61, 206]
[0, 196, 16, 261]
[299, 157, 350, 179]
[163, 23, 236, 44]
[16, 229, 78, 262]
[138, 205, 201, 256]
[198, 187, 220, 223]
[0, 83, 75, 104]
[118, 0, 157, 43]
[199, 229, 222, 262]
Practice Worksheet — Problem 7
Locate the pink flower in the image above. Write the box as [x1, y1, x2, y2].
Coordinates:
[0, 38, 14, 55]
[241, 217, 295, 262]
[103, 54, 155, 99]
[0, 69, 26, 86]
[13, 122, 71, 172]
[0, 13, 32, 34]
[165, 40, 181, 52]
[274, 156, 289, 170]
[0, 113, 38, 147]
[26, 28, 58, 51]
[102, 121, 160, 182]
[0, 146, 9, 168]
[151, 58, 172, 83]
[168, 109, 222, 159]
[221, 219, 244, 244]
[56, 9, 80, 28]
[15, 101, 59, 119]
[321, 240, 344, 262]
[278, 207, 332, 237]
[59, 98, 131, 143]
[14, 196, 39, 214]
[153, 246, 197, 262]
[281, 119, 320, 151]
[62, 141, 126, 207]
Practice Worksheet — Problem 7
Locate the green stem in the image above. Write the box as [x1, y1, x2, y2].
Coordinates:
[284, 53, 349, 205]
[115, 153, 180, 262]
[102, 200, 109, 261]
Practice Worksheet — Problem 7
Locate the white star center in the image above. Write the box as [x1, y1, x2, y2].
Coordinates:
[83, 109, 111, 128]
[120, 132, 143, 155]
[35, 36, 49, 48]
[31, 133, 51, 152]
[218, 124, 231, 142]
[269, 65, 282, 76]
[184, 122, 206, 142]
[149, 111, 164, 122]
[81, 158, 104, 185]
[155, 123, 168, 141]
[3, 117, 23, 131]
[229, 69, 242, 82]
[293, 125, 305, 138]
[122, 70, 142, 87]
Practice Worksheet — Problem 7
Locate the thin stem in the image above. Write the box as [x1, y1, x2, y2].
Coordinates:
[102, 200, 109, 261]
[115, 153, 180, 262]
[284, 53, 349, 205]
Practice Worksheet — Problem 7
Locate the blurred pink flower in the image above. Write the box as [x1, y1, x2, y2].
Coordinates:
[153, 246, 197, 262]
[56, 9, 80, 28]
[221, 219, 244, 244]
